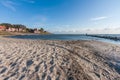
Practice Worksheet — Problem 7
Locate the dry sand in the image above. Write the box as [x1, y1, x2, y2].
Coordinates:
[0, 37, 120, 80]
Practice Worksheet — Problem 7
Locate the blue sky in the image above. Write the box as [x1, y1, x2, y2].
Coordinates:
[0, 0, 120, 34]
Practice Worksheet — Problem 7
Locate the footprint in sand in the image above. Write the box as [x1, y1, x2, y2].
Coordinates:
[10, 62, 17, 67]
[3, 77, 9, 80]
[47, 75, 51, 80]
[19, 74, 25, 80]
[0, 67, 7, 74]
[49, 65, 55, 73]
[42, 72, 46, 80]
[35, 65, 40, 72]
[50, 57, 54, 65]
[22, 67, 27, 72]
[26, 59, 33, 67]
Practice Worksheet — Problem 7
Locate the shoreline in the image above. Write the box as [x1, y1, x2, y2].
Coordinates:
[3, 34, 120, 47]
[0, 31, 52, 37]
[0, 32, 50, 37]
[0, 37, 120, 80]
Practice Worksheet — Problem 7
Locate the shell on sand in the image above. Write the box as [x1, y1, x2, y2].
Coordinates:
[0, 37, 120, 80]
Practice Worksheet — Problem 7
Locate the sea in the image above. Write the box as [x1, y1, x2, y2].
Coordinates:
[8, 34, 120, 45]
[7, 34, 120, 72]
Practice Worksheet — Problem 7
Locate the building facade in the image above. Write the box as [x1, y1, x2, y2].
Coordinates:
[0, 26, 6, 31]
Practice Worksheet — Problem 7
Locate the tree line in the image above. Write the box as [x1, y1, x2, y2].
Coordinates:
[0, 23, 47, 33]
[0, 23, 26, 29]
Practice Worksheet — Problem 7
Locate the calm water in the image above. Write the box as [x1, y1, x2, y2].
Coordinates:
[8, 34, 120, 45]
[8, 34, 120, 70]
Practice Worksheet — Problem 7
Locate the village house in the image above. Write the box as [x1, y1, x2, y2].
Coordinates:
[6, 27, 26, 32]
[0, 26, 6, 31]
[18, 28, 26, 32]
[34, 28, 41, 33]
[0, 24, 46, 33]
[6, 27, 17, 32]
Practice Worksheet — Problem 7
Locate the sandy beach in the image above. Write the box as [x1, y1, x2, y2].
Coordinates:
[0, 37, 120, 80]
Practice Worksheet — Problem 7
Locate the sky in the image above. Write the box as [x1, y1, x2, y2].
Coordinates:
[0, 0, 120, 34]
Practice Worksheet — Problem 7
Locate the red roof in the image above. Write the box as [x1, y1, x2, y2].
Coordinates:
[0, 26, 6, 29]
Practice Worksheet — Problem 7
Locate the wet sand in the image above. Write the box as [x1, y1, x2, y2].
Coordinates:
[0, 37, 120, 80]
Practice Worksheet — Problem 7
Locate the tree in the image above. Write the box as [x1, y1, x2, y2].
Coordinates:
[26, 28, 34, 33]
[39, 28, 44, 32]
[12, 24, 26, 29]
[0, 23, 12, 29]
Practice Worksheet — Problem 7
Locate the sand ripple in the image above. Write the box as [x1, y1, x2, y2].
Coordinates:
[0, 37, 120, 80]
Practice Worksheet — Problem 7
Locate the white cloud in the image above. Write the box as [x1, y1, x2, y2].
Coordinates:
[0, 0, 35, 11]
[91, 16, 108, 21]
[81, 27, 120, 34]
[0, 0, 17, 11]
[52, 25, 120, 34]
